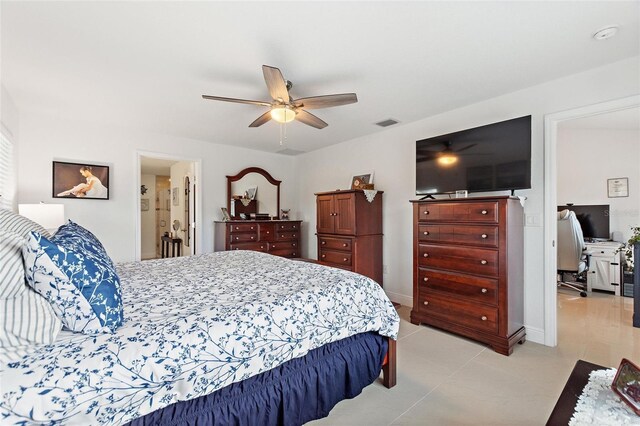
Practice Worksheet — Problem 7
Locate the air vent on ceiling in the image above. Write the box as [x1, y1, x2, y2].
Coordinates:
[375, 118, 400, 127]
[277, 148, 306, 156]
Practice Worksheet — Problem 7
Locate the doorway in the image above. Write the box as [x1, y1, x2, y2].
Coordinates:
[136, 152, 201, 261]
[543, 95, 640, 347]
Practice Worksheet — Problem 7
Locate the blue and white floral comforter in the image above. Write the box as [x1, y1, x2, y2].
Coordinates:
[1, 251, 399, 425]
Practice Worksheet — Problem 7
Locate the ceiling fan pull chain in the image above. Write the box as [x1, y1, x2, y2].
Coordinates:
[279, 123, 283, 146]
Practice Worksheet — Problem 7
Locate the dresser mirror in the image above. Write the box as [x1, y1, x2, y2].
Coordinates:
[227, 167, 281, 219]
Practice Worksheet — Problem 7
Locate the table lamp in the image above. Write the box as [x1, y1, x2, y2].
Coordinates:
[18, 203, 65, 233]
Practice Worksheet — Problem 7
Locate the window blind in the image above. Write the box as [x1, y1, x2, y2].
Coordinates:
[0, 133, 15, 209]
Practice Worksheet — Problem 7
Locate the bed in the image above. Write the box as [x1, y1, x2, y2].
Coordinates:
[1, 250, 399, 425]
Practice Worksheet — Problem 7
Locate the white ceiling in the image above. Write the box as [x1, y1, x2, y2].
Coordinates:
[140, 157, 176, 176]
[2, 1, 639, 155]
[559, 106, 640, 130]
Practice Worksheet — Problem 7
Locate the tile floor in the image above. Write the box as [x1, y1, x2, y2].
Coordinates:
[311, 290, 639, 425]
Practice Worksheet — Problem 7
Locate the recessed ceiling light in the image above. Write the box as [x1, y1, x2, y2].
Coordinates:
[593, 26, 619, 40]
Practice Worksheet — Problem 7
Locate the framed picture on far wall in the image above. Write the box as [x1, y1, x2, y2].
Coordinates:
[52, 161, 109, 200]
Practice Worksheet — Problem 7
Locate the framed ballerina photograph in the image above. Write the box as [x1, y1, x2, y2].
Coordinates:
[52, 161, 110, 200]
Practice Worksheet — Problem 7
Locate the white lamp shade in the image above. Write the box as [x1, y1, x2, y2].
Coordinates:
[18, 204, 65, 231]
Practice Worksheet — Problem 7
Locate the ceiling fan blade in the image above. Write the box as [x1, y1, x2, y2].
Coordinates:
[294, 93, 358, 110]
[455, 143, 477, 152]
[296, 109, 328, 129]
[262, 65, 290, 103]
[249, 110, 273, 128]
[202, 95, 271, 107]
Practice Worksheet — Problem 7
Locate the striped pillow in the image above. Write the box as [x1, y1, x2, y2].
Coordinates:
[0, 230, 62, 349]
[0, 208, 52, 239]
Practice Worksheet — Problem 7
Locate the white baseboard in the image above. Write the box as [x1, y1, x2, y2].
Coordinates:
[525, 325, 545, 345]
[141, 251, 156, 260]
[384, 290, 412, 308]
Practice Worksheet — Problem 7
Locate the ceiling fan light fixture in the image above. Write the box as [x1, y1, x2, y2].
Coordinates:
[271, 106, 296, 123]
[437, 153, 458, 166]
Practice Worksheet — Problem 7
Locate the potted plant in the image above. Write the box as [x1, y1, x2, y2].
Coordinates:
[619, 226, 640, 273]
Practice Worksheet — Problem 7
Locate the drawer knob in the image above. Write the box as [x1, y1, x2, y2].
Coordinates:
[293, 226, 297, 229]
[281, 225, 284, 229]
[481, 288, 488, 293]
[292, 253, 296, 256]
[423, 231, 429, 235]
[251, 226, 254, 230]
[481, 234, 488, 239]
[292, 243, 296, 247]
[481, 316, 487, 321]
[234, 248, 239, 250]
[424, 210, 430, 215]
[423, 277, 429, 282]
[480, 260, 487, 265]
[235, 226, 239, 230]
[481, 210, 488, 215]
[423, 301, 429, 305]
[235, 237, 239, 240]
[322, 241, 326, 245]
[281, 235, 285, 237]
[272, 244, 277, 248]
[423, 253, 429, 258]
[322, 254, 326, 258]
[266, 231, 270, 234]
[250, 236, 254, 240]
[343, 243, 348, 247]
[260, 246, 264, 249]
[293, 234, 296, 238]
[343, 258, 348, 262]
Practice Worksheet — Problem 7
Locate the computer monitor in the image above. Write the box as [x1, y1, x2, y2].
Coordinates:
[557, 204, 610, 241]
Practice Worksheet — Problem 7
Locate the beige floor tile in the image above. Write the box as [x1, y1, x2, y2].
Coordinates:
[317, 290, 637, 425]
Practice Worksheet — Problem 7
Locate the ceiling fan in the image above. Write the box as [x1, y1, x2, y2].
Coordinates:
[417, 141, 484, 165]
[202, 65, 357, 129]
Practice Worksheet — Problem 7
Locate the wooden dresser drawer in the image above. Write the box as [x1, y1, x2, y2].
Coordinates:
[230, 233, 258, 243]
[418, 268, 498, 306]
[259, 223, 275, 240]
[276, 222, 300, 232]
[269, 248, 299, 258]
[275, 231, 298, 241]
[418, 202, 498, 223]
[319, 249, 352, 267]
[230, 242, 267, 252]
[418, 224, 498, 248]
[418, 292, 498, 334]
[418, 244, 498, 277]
[319, 236, 352, 251]
[229, 223, 259, 233]
[269, 241, 298, 251]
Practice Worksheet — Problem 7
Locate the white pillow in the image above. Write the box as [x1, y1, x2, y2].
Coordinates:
[0, 230, 61, 349]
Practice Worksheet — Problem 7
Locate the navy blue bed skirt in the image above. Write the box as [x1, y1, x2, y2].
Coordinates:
[127, 332, 388, 426]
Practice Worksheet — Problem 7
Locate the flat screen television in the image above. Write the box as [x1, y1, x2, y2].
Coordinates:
[557, 204, 610, 240]
[416, 116, 531, 195]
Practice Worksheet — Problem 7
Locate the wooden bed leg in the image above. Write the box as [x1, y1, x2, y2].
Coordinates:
[382, 337, 397, 388]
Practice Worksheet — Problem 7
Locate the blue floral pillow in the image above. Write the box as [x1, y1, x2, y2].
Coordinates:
[23, 228, 123, 334]
[53, 220, 114, 267]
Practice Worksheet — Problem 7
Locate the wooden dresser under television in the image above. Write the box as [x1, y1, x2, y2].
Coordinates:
[410, 196, 525, 355]
[214, 220, 302, 258]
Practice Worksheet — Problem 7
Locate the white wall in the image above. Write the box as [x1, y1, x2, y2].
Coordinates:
[295, 56, 640, 345]
[16, 112, 297, 262]
[140, 174, 156, 259]
[557, 127, 640, 243]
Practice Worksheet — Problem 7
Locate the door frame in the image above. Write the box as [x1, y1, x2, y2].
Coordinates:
[542, 95, 639, 346]
[135, 150, 202, 261]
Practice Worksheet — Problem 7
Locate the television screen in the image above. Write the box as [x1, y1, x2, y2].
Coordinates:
[416, 116, 531, 195]
[557, 204, 610, 240]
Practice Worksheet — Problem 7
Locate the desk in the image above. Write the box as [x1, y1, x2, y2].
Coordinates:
[161, 236, 182, 258]
[546, 360, 606, 425]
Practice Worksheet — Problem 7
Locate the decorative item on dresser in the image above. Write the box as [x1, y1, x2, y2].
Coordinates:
[315, 189, 383, 286]
[214, 220, 302, 258]
[410, 196, 525, 355]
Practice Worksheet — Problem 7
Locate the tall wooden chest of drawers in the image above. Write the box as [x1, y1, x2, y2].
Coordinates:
[410, 196, 525, 355]
[214, 220, 302, 258]
[315, 190, 383, 286]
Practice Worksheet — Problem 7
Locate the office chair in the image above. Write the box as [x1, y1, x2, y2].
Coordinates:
[557, 209, 589, 297]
